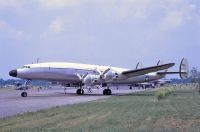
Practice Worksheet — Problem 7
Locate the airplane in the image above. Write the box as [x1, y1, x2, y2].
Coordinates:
[153, 78, 172, 86]
[134, 79, 172, 89]
[9, 58, 189, 97]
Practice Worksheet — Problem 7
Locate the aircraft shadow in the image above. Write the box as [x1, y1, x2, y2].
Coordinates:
[15, 91, 154, 98]
[22, 92, 107, 98]
[18, 92, 138, 98]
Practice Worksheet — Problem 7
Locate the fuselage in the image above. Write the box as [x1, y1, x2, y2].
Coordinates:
[9, 62, 165, 85]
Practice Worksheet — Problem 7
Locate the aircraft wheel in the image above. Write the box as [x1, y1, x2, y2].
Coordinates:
[21, 92, 27, 97]
[103, 89, 107, 95]
[76, 89, 84, 95]
[76, 89, 81, 95]
[80, 89, 84, 95]
[107, 89, 112, 95]
[129, 86, 132, 90]
[103, 89, 112, 95]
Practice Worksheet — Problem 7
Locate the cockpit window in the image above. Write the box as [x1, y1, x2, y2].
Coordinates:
[23, 66, 30, 68]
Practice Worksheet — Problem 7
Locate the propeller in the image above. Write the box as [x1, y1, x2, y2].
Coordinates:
[76, 72, 88, 81]
[95, 67, 111, 80]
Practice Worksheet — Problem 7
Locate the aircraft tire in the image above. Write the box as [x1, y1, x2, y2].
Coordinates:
[80, 89, 84, 95]
[107, 89, 112, 95]
[103, 89, 112, 95]
[76, 89, 81, 95]
[103, 89, 107, 95]
[76, 89, 84, 95]
[21, 92, 27, 97]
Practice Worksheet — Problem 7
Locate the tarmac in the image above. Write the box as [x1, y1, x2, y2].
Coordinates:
[0, 86, 143, 118]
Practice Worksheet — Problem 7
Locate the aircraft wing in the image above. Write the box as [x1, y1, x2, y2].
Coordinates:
[122, 63, 175, 77]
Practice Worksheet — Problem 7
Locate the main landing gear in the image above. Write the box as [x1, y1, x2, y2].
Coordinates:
[20, 80, 29, 97]
[103, 88, 112, 95]
[76, 88, 84, 95]
[76, 84, 84, 95]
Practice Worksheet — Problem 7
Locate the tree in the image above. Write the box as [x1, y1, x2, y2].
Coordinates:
[190, 67, 200, 93]
[0, 79, 3, 88]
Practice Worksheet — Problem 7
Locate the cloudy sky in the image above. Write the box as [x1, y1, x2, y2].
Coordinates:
[0, 0, 200, 79]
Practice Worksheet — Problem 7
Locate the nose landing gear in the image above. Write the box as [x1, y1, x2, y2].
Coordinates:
[103, 88, 112, 95]
[20, 80, 30, 97]
[21, 91, 28, 97]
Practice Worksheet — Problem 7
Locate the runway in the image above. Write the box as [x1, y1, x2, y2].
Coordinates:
[0, 86, 143, 118]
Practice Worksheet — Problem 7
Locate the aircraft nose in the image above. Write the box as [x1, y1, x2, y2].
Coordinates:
[9, 69, 17, 77]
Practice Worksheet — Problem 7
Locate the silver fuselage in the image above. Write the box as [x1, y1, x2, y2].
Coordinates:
[11, 62, 165, 85]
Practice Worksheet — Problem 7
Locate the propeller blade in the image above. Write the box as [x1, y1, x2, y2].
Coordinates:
[75, 72, 88, 80]
[82, 72, 89, 79]
[75, 73, 82, 80]
[102, 68, 111, 76]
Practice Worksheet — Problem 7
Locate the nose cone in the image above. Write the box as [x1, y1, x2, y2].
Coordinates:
[9, 69, 17, 77]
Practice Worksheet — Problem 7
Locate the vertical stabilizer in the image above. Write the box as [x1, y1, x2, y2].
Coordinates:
[179, 58, 189, 79]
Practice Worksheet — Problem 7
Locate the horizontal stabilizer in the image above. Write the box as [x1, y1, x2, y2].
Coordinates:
[157, 72, 181, 75]
[157, 58, 189, 79]
[122, 63, 175, 77]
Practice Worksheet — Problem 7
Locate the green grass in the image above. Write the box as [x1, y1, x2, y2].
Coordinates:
[0, 87, 200, 132]
[156, 87, 174, 100]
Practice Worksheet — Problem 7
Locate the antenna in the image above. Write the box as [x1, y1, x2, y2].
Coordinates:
[37, 58, 40, 64]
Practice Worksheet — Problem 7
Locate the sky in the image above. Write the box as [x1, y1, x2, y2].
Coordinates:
[0, 0, 200, 79]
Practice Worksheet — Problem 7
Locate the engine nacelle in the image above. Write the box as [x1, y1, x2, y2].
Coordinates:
[104, 70, 119, 81]
[83, 74, 100, 85]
